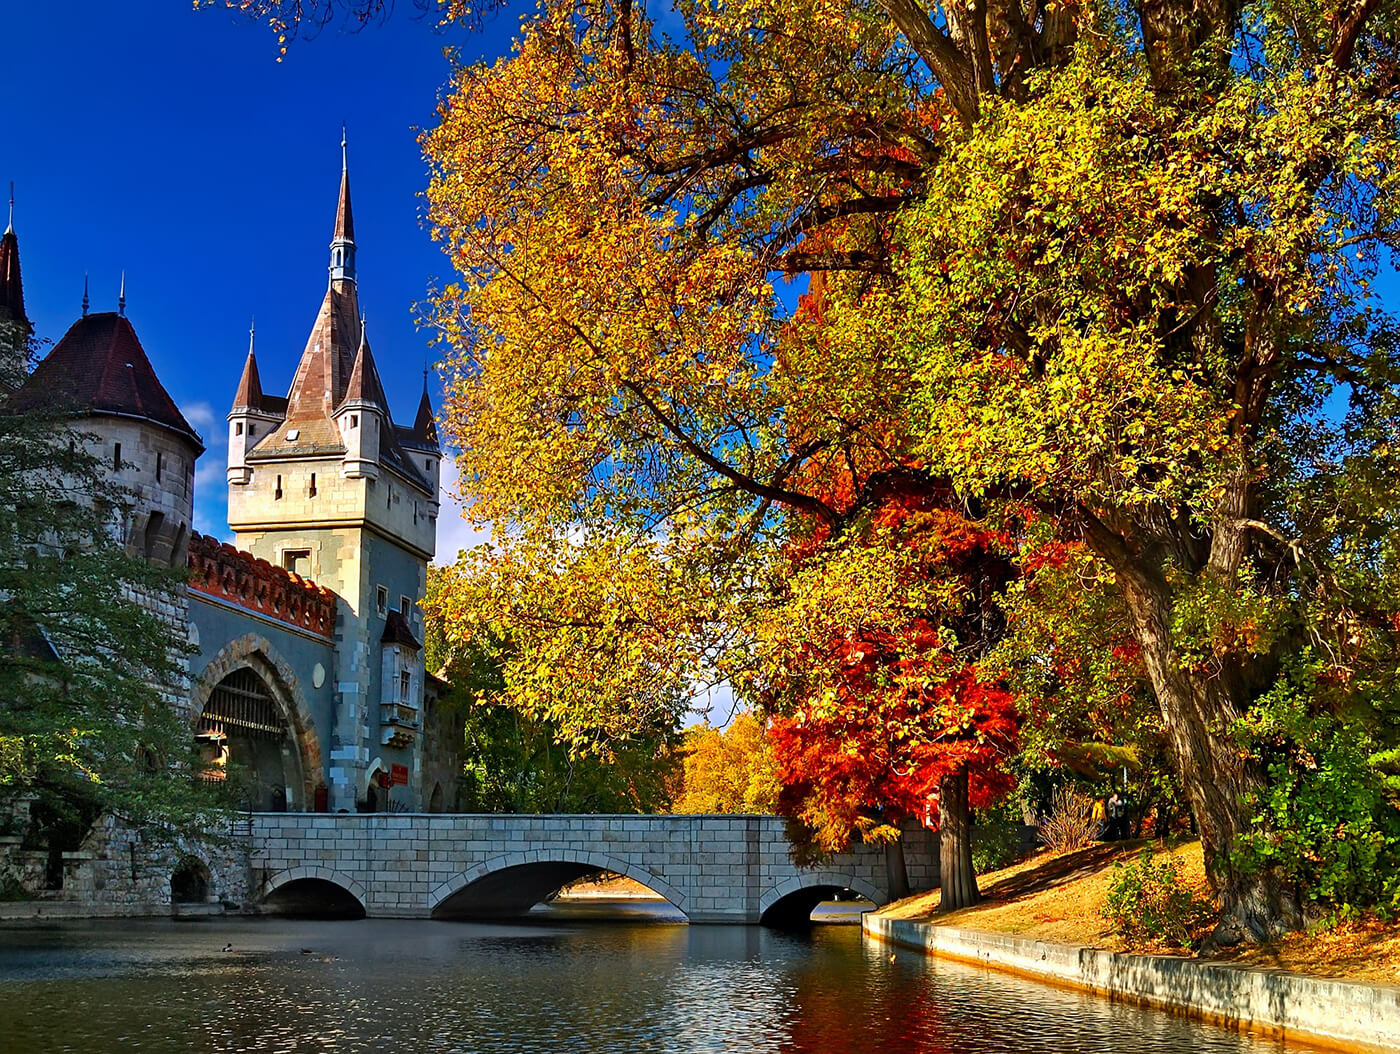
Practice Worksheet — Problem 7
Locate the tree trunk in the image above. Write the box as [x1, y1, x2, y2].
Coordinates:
[937, 768, 979, 912]
[885, 839, 910, 901]
[1116, 566, 1301, 944]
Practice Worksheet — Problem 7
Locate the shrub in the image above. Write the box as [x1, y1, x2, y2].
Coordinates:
[972, 817, 1024, 873]
[1102, 847, 1213, 947]
[1038, 785, 1098, 853]
[1232, 662, 1400, 917]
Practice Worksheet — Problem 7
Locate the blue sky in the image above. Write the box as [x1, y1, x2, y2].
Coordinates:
[1, 2, 518, 554]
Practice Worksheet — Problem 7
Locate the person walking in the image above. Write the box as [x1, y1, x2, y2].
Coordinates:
[1091, 796, 1107, 840]
[1107, 792, 1127, 841]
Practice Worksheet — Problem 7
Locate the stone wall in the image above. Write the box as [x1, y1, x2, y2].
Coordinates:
[0, 813, 252, 919]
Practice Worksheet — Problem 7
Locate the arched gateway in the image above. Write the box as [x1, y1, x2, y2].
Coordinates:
[191, 634, 322, 811]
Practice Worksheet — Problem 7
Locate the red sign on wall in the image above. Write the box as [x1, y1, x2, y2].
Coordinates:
[390, 764, 409, 787]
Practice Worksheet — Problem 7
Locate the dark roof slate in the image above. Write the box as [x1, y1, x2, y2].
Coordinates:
[381, 609, 421, 651]
[5, 312, 203, 450]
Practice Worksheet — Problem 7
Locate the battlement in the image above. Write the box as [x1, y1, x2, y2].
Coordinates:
[187, 532, 338, 638]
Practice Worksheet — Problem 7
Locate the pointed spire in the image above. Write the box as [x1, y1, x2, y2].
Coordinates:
[413, 383, 438, 447]
[0, 183, 29, 334]
[82, 273, 90, 318]
[341, 318, 387, 410]
[329, 128, 356, 283]
[232, 319, 264, 412]
[118, 271, 126, 317]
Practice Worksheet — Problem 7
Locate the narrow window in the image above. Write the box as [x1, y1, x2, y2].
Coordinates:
[275, 474, 283, 500]
[376, 586, 388, 617]
[350, 414, 359, 428]
[235, 422, 244, 436]
[155, 451, 163, 483]
[113, 442, 122, 471]
[386, 486, 391, 510]
[309, 472, 317, 497]
[142, 511, 164, 561]
[400, 596, 411, 619]
[283, 549, 311, 576]
[399, 670, 412, 703]
[424, 458, 431, 472]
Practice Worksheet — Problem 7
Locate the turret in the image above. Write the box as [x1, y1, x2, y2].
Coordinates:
[227, 323, 279, 486]
[335, 323, 384, 480]
[409, 380, 442, 516]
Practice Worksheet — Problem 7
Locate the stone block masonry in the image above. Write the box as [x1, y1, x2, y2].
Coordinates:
[248, 813, 937, 924]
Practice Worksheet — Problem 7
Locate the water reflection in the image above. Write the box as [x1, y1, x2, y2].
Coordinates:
[0, 910, 1329, 1053]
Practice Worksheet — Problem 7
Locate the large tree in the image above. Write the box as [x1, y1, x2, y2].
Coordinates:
[0, 409, 225, 859]
[224, 0, 1400, 939]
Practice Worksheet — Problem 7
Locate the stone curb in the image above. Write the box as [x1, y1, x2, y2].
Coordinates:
[863, 914, 1400, 1054]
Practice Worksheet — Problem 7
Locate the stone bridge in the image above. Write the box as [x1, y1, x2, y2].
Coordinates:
[246, 813, 936, 925]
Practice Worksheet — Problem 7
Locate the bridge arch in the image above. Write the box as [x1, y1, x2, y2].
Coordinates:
[190, 633, 323, 811]
[260, 866, 367, 919]
[429, 849, 688, 920]
[758, 872, 884, 927]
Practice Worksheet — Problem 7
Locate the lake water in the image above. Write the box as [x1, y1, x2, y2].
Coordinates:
[0, 903, 1331, 1053]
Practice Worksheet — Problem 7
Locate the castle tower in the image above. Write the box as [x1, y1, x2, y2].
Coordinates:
[4, 308, 205, 716]
[226, 141, 438, 811]
[0, 184, 33, 395]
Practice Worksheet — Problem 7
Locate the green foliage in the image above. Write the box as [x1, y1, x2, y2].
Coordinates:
[1231, 662, 1400, 915]
[426, 568, 679, 813]
[972, 802, 1026, 874]
[1102, 847, 1215, 948]
[0, 407, 230, 843]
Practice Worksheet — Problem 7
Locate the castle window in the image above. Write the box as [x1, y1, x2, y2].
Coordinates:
[275, 474, 283, 500]
[155, 452, 164, 483]
[309, 473, 317, 497]
[283, 550, 311, 576]
[285, 429, 300, 442]
[350, 414, 359, 428]
[400, 596, 411, 620]
[376, 586, 388, 617]
[235, 422, 244, 436]
[399, 670, 412, 703]
[113, 442, 122, 471]
[143, 511, 164, 561]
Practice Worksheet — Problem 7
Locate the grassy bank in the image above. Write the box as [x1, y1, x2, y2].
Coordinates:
[877, 839, 1400, 987]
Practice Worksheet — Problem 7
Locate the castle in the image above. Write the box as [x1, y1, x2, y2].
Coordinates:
[0, 149, 460, 818]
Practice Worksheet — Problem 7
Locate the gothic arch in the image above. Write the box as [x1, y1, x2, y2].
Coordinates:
[190, 633, 322, 809]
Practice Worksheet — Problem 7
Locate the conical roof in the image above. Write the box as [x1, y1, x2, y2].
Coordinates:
[5, 312, 203, 450]
[412, 388, 438, 447]
[0, 226, 29, 333]
[232, 349, 264, 411]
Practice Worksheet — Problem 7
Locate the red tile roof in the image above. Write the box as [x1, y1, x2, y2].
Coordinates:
[231, 349, 264, 411]
[4, 312, 203, 450]
[334, 166, 354, 243]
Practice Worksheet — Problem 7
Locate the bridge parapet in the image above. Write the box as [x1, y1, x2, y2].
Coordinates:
[247, 813, 937, 924]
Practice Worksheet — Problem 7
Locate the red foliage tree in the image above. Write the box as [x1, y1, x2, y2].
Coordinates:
[761, 490, 1019, 910]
